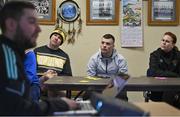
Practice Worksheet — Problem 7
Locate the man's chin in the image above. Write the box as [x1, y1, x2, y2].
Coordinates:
[101, 52, 108, 56]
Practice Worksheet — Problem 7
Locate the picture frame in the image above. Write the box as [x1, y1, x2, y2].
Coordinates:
[3, 0, 56, 25]
[86, 0, 119, 25]
[29, 0, 56, 25]
[148, 0, 179, 26]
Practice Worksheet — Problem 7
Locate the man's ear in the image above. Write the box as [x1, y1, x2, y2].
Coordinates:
[5, 18, 17, 32]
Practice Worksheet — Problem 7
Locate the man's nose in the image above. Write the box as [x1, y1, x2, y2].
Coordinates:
[54, 38, 59, 41]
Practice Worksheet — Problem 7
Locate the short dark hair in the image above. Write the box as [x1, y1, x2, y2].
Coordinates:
[164, 32, 177, 44]
[102, 34, 115, 43]
[0, 1, 35, 33]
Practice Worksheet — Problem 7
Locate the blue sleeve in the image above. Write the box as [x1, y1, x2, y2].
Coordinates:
[24, 50, 39, 85]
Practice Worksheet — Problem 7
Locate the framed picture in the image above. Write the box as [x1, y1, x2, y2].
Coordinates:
[3, 0, 56, 25]
[148, 0, 179, 26]
[29, 0, 56, 25]
[86, 0, 119, 25]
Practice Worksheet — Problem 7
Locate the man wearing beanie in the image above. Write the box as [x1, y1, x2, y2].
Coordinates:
[34, 28, 72, 97]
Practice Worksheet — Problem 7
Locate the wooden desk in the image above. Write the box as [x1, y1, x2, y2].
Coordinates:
[44, 76, 110, 98]
[44, 76, 180, 98]
[133, 102, 180, 116]
[125, 76, 180, 91]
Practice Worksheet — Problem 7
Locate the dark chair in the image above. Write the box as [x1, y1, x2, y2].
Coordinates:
[143, 69, 163, 102]
[143, 69, 152, 102]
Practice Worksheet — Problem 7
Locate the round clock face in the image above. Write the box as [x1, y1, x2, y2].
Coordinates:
[58, 0, 80, 22]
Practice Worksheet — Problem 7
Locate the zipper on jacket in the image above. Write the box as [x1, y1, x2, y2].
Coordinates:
[106, 60, 108, 74]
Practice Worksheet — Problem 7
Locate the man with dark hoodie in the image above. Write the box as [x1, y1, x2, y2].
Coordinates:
[147, 32, 180, 108]
[0, 1, 77, 115]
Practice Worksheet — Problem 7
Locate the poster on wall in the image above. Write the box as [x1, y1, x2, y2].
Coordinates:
[121, 0, 143, 47]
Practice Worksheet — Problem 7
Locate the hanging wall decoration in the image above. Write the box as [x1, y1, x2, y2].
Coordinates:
[56, 0, 82, 44]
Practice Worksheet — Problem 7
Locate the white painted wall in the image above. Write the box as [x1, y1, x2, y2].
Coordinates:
[37, 1, 180, 77]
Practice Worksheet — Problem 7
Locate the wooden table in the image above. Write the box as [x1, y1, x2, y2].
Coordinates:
[133, 102, 180, 116]
[45, 76, 180, 98]
[44, 76, 110, 98]
[124, 76, 180, 91]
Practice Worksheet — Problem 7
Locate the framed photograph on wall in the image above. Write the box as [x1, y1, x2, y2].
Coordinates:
[3, 0, 56, 25]
[86, 0, 119, 25]
[29, 0, 56, 25]
[148, 0, 179, 26]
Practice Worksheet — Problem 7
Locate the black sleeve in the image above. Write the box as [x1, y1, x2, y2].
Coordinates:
[62, 55, 72, 76]
[0, 45, 8, 88]
[0, 84, 69, 116]
[0, 90, 44, 115]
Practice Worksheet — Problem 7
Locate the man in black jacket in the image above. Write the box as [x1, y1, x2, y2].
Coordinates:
[148, 32, 180, 108]
[0, 1, 77, 115]
[149, 32, 180, 77]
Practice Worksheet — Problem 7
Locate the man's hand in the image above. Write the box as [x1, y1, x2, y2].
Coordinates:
[44, 70, 57, 79]
[106, 79, 114, 88]
[39, 70, 58, 91]
[61, 97, 79, 110]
